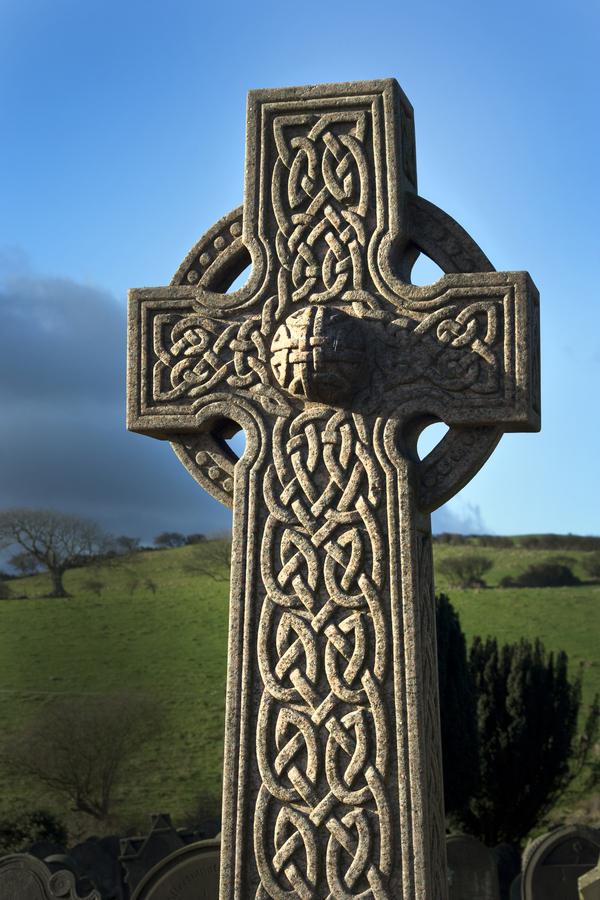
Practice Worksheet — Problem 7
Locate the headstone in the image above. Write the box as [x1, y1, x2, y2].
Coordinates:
[579, 860, 600, 899]
[68, 836, 125, 899]
[509, 873, 522, 899]
[130, 838, 220, 900]
[522, 825, 600, 899]
[446, 833, 500, 899]
[492, 842, 521, 900]
[0, 853, 100, 899]
[128, 78, 540, 898]
[44, 855, 98, 898]
[119, 813, 184, 894]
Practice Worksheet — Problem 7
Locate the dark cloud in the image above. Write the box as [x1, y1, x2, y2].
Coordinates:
[0, 258, 230, 542]
[0, 255, 484, 543]
[0, 271, 122, 404]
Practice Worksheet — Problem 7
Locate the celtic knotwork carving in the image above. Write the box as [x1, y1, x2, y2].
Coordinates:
[272, 113, 370, 307]
[255, 409, 391, 898]
[374, 299, 502, 397]
[152, 312, 290, 416]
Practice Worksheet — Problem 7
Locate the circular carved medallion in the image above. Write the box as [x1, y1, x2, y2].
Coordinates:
[271, 306, 365, 405]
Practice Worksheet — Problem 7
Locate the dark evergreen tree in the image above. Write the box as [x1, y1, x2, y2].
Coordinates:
[436, 594, 479, 817]
[458, 637, 597, 846]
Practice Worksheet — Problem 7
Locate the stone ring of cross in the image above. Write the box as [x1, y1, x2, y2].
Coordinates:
[166, 189, 527, 514]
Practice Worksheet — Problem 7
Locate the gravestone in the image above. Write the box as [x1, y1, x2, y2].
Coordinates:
[44, 855, 98, 898]
[579, 860, 600, 899]
[67, 835, 125, 900]
[0, 853, 100, 899]
[119, 813, 185, 893]
[522, 825, 600, 899]
[492, 842, 521, 900]
[130, 838, 220, 900]
[509, 874, 522, 900]
[128, 79, 540, 898]
[446, 833, 500, 899]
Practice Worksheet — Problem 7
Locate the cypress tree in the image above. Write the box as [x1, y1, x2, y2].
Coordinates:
[458, 637, 593, 846]
[435, 594, 479, 816]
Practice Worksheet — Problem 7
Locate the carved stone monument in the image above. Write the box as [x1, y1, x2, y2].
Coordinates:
[128, 79, 540, 898]
[0, 854, 100, 900]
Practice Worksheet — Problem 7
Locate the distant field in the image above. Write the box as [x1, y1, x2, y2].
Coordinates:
[434, 544, 600, 711]
[0, 540, 598, 838]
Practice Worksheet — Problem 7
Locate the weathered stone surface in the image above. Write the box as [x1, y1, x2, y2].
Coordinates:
[128, 79, 540, 899]
[130, 839, 220, 900]
[446, 834, 500, 899]
[0, 854, 100, 900]
[522, 825, 600, 900]
[579, 860, 600, 899]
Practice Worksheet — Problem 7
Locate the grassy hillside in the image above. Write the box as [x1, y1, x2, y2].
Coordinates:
[0, 540, 598, 839]
[434, 543, 600, 712]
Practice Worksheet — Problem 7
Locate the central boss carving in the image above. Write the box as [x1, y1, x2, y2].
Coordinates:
[270, 306, 367, 405]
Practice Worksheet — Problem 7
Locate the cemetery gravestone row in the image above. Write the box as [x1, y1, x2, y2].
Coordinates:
[128, 79, 540, 898]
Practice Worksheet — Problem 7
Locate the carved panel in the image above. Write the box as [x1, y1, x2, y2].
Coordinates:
[255, 410, 392, 897]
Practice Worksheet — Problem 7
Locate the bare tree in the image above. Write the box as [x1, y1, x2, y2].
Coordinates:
[9, 551, 40, 576]
[184, 532, 232, 582]
[1, 693, 162, 821]
[0, 508, 110, 597]
[113, 535, 141, 555]
[154, 531, 186, 549]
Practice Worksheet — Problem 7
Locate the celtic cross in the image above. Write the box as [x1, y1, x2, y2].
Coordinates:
[127, 80, 540, 899]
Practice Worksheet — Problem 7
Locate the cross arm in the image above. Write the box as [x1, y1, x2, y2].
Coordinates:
[376, 268, 540, 431]
[127, 267, 540, 441]
[126, 285, 291, 440]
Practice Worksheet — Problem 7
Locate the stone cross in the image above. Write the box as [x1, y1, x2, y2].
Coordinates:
[127, 80, 540, 899]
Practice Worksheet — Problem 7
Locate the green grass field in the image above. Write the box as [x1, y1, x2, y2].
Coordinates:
[0, 540, 598, 839]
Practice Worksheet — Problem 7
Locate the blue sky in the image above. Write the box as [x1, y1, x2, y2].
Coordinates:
[1, 0, 598, 541]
